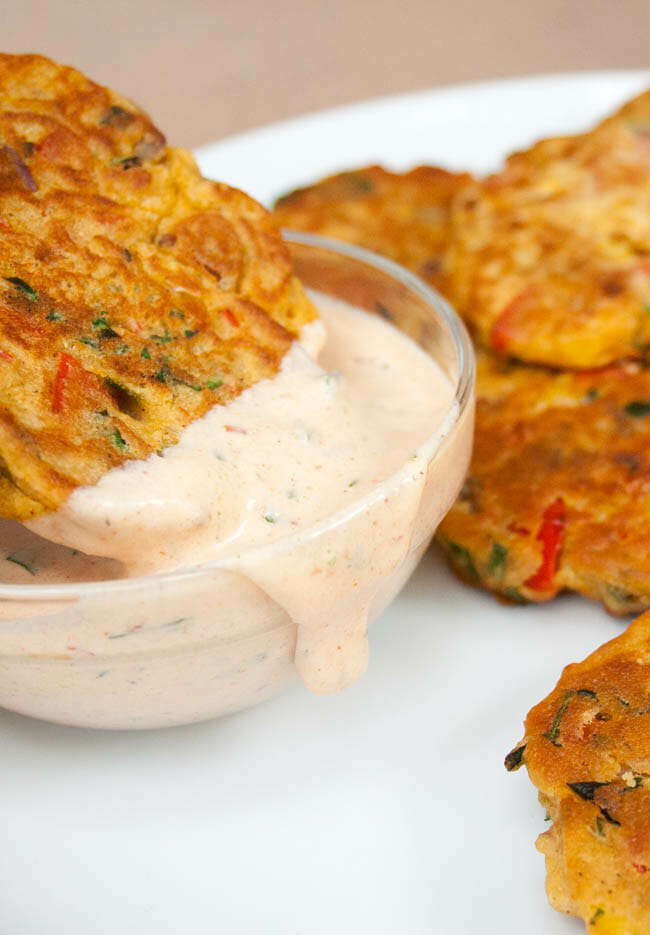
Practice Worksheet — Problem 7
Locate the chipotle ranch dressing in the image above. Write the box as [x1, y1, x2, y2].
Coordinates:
[4, 295, 460, 703]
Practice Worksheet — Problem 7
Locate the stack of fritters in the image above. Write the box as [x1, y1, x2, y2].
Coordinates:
[275, 89, 650, 931]
[506, 612, 650, 933]
[0, 53, 315, 519]
[274, 90, 650, 616]
[275, 88, 650, 932]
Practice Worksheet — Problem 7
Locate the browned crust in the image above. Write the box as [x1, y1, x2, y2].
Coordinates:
[0, 53, 316, 518]
[508, 611, 650, 932]
[273, 164, 473, 293]
[438, 350, 650, 615]
[445, 90, 650, 368]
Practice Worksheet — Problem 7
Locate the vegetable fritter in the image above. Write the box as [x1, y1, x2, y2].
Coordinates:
[273, 164, 472, 293]
[446, 90, 650, 368]
[271, 141, 650, 615]
[506, 610, 650, 933]
[0, 53, 315, 520]
[438, 351, 650, 615]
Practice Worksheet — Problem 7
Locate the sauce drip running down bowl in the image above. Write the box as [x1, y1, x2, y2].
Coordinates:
[0, 233, 475, 729]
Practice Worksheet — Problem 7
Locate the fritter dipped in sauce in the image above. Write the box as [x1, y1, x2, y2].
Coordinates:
[0, 56, 468, 715]
[0, 53, 315, 519]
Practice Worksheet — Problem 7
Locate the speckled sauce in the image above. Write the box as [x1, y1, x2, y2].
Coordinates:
[0, 294, 473, 727]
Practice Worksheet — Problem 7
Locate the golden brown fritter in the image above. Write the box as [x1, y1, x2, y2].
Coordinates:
[506, 610, 650, 933]
[438, 351, 650, 614]
[445, 90, 650, 368]
[0, 53, 315, 520]
[270, 148, 650, 615]
[273, 164, 473, 292]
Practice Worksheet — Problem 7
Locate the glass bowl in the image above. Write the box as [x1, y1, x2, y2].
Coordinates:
[0, 232, 475, 729]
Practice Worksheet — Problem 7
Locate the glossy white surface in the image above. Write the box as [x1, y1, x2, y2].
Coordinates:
[4, 73, 648, 933]
[1, 552, 620, 934]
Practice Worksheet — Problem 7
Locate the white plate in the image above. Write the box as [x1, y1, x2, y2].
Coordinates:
[196, 69, 650, 204]
[3, 72, 650, 935]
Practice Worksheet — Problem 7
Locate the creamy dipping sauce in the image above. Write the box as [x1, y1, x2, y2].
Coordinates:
[24, 295, 454, 577]
[0, 294, 465, 717]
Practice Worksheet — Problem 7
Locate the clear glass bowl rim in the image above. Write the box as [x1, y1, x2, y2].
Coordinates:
[0, 230, 475, 600]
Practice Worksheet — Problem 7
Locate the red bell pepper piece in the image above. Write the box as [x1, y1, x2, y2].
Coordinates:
[52, 353, 83, 414]
[222, 308, 239, 328]
[525, 497, 566, 591]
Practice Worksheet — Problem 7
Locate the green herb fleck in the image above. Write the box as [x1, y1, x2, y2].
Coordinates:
[625, 400, 650, 418]
[590, 908, 605, 926]
[322, 371, 340, 388]
[184, 329, 199, 339]
[504, 586, 529, 604]
[151, 328, 172, 345]
[6, 554, 36, 575]
[264, 512, 277, 524]
[348, 479, 359, 487]
[154, 369, 167, 383]
[107, 617, 189, 640]
[618, 697, 630, 707]
[162, 617, 189, 628]
[595, 816, 605, 836]
[169, 308, 185, 319]
[644, 302, 650, 314]
[96, 409, 109, 417]
[343, 173, 374, 193]
[141, 347, 151, 359]
[487, 542, 508, 577]
[46, 310, 63, 322]
[78, 336, 99, 348]
[577, 689, 598, 699]
[327, 556, 337, 567]
[92, 316, 108, 328]
[606, 583, 639, 604]
[5, 277, 37, 301]
[446, 540, 478, 581]
[205, 379, 223, 390]
[113, 429, 127, 451]
[568, 781, 609, 801]
[173, 377, 203, 391]
[544, 691, 575, 747]
[544, 814, 552, 822]
[585, 387, 599, 401]
[505, 744, 526, 771]
[103, 378, 141, 420]
[109, 155, 140, 170]
[100, 105, 129, 125]
[600, 808, 620, 827]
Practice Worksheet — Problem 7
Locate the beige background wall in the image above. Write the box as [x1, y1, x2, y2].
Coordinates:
[1, 0, 649, 148]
